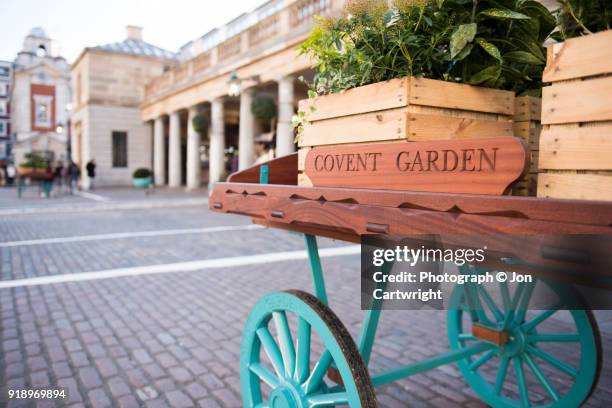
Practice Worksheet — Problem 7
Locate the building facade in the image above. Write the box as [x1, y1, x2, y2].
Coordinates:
[70, 26, 176, 188]
[0, 60, 11, 160]
[140, 0, 344, 190]
[11, 27, 71, 165]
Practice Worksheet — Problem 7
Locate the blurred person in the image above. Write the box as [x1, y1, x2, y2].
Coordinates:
[41, 164, 54, 198]
[68, 161, 81, 194]
[54, 161, 65, 196]
[6, 162, 16, 185]
[86, 159, 96, 190]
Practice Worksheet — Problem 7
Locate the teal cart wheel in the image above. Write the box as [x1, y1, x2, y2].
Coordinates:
[448, 278, 601, 408]
[241, 290, 377, 408]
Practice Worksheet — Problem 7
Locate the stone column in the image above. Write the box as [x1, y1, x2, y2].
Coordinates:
[276, 75, 295, 157]
[209, 98, 225, 187]
[238, 88, 255, 170]
[168, 111, 181, 187]
[186, 106, 201, 190]
[153, 117, 166, 186]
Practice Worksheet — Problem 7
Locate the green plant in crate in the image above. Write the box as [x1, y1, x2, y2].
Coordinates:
[299, 0, 556, 96]
[554, 0, 612, 38]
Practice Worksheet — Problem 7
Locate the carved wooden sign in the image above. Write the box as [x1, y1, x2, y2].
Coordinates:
[303, 137, 527, 195]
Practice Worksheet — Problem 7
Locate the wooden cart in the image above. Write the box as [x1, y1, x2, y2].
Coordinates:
[209, 153, 612, 408]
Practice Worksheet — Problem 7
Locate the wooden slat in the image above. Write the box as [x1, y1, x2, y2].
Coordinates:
[298, 147, 310, 171]
[298, 78, 408, 122]
[513, 121, 540, 150]
[514, 96, 541, 122]
[407, 113, 513, 140]
[212, 182, 612, 227]
[538, 173, 612, 200]
[539, 125, 612, 170]
[542, 76, 612, 124]
[299, 108, 407, 147]
[302, 138, 527, 195]
[298, 172, 313, 187]
[227, 153, 297, 185]
[543, 30, 612, 83]
[409, 77, 514, 115]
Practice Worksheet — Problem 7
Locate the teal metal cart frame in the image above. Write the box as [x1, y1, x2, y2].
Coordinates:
[236, 165, 602, 408]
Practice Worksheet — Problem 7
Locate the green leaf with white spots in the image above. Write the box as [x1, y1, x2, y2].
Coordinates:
[450, 23, 477, 59]
[480, 8, 531, 20]
[475, 38, 502, 62]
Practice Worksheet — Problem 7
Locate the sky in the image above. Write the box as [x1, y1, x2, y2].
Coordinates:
[0, 0, 264, 63]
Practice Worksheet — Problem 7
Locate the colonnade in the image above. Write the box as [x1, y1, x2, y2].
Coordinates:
[151, 75, 295, 189]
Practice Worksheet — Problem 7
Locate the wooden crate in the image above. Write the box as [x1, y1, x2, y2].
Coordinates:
[538, 29, 612, 201]
[512, 96, 541, 196]
[298, 76, 515, 186]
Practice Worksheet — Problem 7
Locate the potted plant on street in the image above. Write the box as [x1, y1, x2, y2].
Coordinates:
[132, 168, 152, 188]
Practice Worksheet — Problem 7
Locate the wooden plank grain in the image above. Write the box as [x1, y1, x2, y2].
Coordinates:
[514, 96, 541, 122]
[409, 77, 514, 115]
[538, 173, 612, 200]
[303, 138, 527, 195]
[407, 113, 513, 140]
[543, 30, 612, 83]
[210, 182, 612, 227]
[299, 78, 408, 122]
[539, 125, 612, 170]
[227, 153, 297, 185]
[542, 76, 612, 124]
[299, 107, 407, 147]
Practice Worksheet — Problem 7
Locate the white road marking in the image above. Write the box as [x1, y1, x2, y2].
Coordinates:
[74, 191, 111, 202]
[0, 225, 261, 248]
[0, 245, 361, 289]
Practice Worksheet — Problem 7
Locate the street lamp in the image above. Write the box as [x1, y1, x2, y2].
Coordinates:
[227, 71, 241, 97]
[227, 71, 261, 97]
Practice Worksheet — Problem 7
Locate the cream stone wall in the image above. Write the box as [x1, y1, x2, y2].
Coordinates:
[77, 105, 152, 187]
[71, 48, 173, 187]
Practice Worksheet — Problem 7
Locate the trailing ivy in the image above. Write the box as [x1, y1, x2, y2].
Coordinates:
[299, 0, 556, 96]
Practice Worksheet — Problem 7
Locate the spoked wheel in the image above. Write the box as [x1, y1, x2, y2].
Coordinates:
[241, 290, 377, 408]
[448, 276, 601, 408]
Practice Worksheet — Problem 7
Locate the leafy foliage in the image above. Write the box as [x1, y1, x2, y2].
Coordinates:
[554, 0, 612, 39]
[133, 168, 152, 178]
[299, 0, 556, 96]
[251, 95, 277, 120]
[192, 113, 209, 136]
[19, 153, 49, 169]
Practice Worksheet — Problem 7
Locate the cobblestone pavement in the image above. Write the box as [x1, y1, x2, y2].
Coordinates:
[0, 200, 611, 407]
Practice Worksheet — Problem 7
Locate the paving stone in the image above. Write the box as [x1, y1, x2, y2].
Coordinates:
[88, 388, 112, 408]
[0, 204, 610, 408]
[108, 377, 131, 398]
[78, 367, 102, 389]
[58, 377, 83, 403]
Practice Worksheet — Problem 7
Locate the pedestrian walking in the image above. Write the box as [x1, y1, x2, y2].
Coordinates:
[54, 161, 65, 196]
[41, 164, 54, 198]
[6, 162, 16, 185]
[86, 159, 96, 190]
[68, 161, 80, 194]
